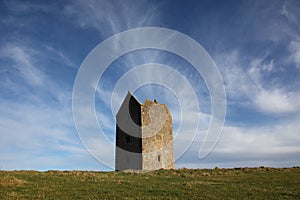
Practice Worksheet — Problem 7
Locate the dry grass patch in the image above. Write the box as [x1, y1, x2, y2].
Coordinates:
[0, 175, 27, 187]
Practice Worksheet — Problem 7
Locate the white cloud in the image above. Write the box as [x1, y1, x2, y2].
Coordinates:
[45, 45, 75, 68]
[288, 40, 300, 70]
[254, 89, 299, 114]
[216, 49, 300, 114]
[280, 1, 289, 17]
[217, 123, 300, 155]
[216, 50, 257, 99]
[248, 55, 300, 114]
[280, 0, 300, 25]
[0, 44, 45, 87]
[97, 112, 115, 133]
[0, 40, 100, 170]
[0, 98, 86, 168]
[1, 0, 300, 170]
[0, 41, 74, 104]
[176, 115, 300, 168]
[64, 0, 160, 36]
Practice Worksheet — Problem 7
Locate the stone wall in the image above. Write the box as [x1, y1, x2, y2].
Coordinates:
[141, 100, 175, 170]
[116, 93, 175, 171]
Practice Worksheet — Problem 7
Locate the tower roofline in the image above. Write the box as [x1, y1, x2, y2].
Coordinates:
[127, 91, 141, 105]
[116, 91, 141, 117]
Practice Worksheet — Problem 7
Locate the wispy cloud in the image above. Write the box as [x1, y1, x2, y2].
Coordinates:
[44, 45, 75, 68]
[177, 114, 300, 168]
[215, 117, 300, 160]
[0, 43, 45, 87]
[1, 0, 300, 170]
[254, 89, 300, 114]
[288, 40, 300, 70]
[64, 0, 160, 36]
[216, 49, 300, 115]
[3, 0, 55, 13]
[280, 0, 300, 26]
[0, 38, 91, 169]
[0, 97, 91, 170]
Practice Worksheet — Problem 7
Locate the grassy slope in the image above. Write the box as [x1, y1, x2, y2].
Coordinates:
[0, 167, 299, 199]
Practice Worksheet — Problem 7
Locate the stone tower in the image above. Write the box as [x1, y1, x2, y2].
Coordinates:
[115, 92, 174, 171]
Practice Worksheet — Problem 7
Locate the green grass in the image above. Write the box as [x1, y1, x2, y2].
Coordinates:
[1, 167, 300, 199]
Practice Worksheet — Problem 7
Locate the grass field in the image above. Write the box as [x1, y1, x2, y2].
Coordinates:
[0, 167, 299, 199]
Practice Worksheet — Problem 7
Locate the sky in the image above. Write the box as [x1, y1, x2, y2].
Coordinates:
[0, 0, 300, 171]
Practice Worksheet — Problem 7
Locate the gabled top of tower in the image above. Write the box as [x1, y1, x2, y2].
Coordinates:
[116, 91, 141, 118]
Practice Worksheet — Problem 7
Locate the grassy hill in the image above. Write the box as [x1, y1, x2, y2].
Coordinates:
[1, 167, 299, 199]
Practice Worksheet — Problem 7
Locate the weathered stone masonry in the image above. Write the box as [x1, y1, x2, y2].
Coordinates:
[115, 92, 174, 171]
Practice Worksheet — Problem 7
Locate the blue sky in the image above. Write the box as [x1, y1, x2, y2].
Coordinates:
[0, 0, 300, 171]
